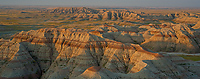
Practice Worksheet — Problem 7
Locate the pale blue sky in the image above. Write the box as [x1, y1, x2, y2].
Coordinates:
[0, 0, 200, 7]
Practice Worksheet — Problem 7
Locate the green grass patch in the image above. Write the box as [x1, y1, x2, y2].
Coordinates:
[178, 55, 200, 61]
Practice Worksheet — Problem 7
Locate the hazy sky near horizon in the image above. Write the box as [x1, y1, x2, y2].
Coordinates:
[0, 0, 200, 7]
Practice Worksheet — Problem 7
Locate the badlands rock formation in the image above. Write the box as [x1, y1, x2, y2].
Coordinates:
[193, 21, 200, 29]
[48, 7, 99, 14]
[43, 7, 200, 23]
[0, 24, 200, 79]
[91, 24, 200, 53]
[173, 12, 200, 23]
[44, 7, 175, 21]
[141, 24, 200, 53]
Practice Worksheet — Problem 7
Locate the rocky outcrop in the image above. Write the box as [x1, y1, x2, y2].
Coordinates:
[0, 27, 199, 79]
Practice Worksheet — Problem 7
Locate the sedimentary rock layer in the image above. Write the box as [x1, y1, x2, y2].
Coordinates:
[0, 25, 200, 79]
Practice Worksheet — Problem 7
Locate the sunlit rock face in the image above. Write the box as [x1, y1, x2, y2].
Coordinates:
[0, 24, 200, 79]
[140, 24, 200, 53]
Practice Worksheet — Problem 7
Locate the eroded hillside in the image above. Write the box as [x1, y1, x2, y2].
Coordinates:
[0, 6, 200, 79]
[0, 24, 200, 79]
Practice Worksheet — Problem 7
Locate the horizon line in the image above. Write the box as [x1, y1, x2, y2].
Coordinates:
[1, 5, 200, 9]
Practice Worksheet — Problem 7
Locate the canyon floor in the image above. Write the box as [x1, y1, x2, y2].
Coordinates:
[0, 6, 200, 79]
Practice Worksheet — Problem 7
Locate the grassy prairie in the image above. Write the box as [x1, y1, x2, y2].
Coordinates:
[178, 55, 200, 61]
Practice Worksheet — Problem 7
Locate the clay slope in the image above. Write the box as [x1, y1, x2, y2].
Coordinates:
[0, 27, 199, 79]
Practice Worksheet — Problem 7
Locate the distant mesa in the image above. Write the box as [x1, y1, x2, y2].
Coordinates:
[42, 7, 176, 21]
[48, 7, 99, 14]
